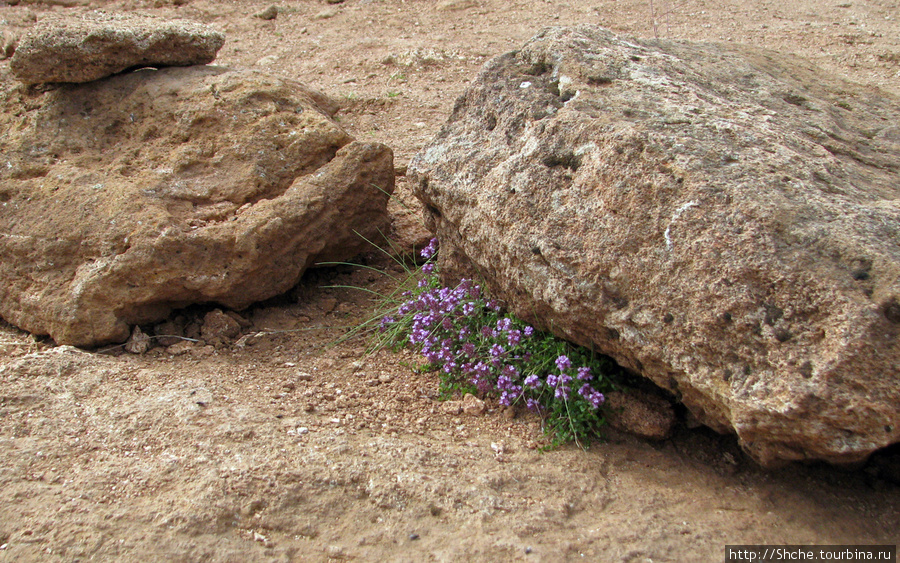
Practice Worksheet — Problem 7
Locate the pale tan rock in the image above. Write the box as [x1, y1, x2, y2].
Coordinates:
[409, 25, 900, 466]
[10, 11, 224, 84]
[124, 325, 151, 355]
[0, 66, 394, 347]
[462, 393, 486, 416]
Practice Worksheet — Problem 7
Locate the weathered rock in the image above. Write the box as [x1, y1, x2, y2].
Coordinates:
[462, 393, 486, 416]
[409, 25, 900, 466]
[0, 65, 394, 347]
[201, 309, 241, 347]
[10, 11, 224, 84]
[124, 325, 151, 355]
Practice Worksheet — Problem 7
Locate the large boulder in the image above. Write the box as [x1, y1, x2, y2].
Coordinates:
[10, 10, 225, 84]
[409, 25, 900, 466]
[0, 65, 394, 347]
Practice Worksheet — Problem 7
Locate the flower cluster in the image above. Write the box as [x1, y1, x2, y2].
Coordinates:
[380, 238, 612, 446]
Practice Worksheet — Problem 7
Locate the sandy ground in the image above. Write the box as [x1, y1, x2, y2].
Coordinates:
[1, 0, 899, 561]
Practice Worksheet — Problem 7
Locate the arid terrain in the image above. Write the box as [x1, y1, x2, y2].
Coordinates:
[1, 0, 899, 561]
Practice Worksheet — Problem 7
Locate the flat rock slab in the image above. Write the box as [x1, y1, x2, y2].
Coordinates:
[10, 10, 224, 84]
[0, 66, 394, 347]
[409, 25, 900, 466]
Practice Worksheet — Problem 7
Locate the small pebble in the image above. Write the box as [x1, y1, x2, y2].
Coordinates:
[254, 6, 278, 20]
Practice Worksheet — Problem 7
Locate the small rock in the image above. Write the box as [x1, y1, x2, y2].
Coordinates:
[234, 333, 261, 348]
[201, 309, 242, 347]
[225, 310, 253, 328]
[462, 393, 486, 416]
[10, 11, 225, 84]
[313, 8, 339, 19]
[297, 371, 314, 381]
[166, 341, 196, 356]
[254, 6, 279, 20]
[437, 0, 478, 10]
[124, 325, 151, 354]
[255, 55, 280, 66]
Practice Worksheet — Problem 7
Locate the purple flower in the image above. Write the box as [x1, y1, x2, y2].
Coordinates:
[577, 367, 592, 381]
[555, 355, 571, 371]
[525, 398, 542, 412]
[523, 326, 534, 337]
[554, 385, 571, 400]
[422, 263, 434, 274]
[489, 344, 505, 358]
[578, 383, 594, 399]
[496, 318, 512, 332]
[501, 365, 519, 379]
[462, 342, 476, 357]
[481, 326, 493, 338]
[546, 374, 559, 388]
[462, 302, 475, 316]
[474, 361, 491, 378]
[474, 378, 493, 394]
[578, 384, 605, 409]
[524, 374, 541, 389]
[507, 330, 522, 346]
[420, 238, 439, 259]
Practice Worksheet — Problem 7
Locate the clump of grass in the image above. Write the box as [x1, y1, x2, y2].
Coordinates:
[367, 238, 616, 447]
